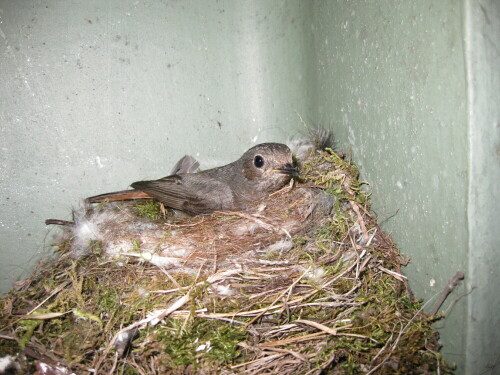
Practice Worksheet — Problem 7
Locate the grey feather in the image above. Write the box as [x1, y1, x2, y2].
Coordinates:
[170, 155, 200, 175]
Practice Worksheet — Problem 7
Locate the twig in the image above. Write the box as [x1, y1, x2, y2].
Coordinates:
[13, 311, 69, 320]
[365, 227, 378, 246]
[370, 329, 395, 364]
[230, 353, 284, 370]
[378, 266, 408, 282]
[0, 334, 18, 341]
[428, 271, 465, 316]
[27, 281, 71, 315]
[269, 178, 295, 197]
[259, 332, 327, 347]
[442, 286, 474, 316]
[44, 219, 75, 226]
[262, 347, 308, 362]
[108, 352, 119, 375]
[194, 314, 246, 325]
[156, 265, 181, 289]
[214, 210, 291, 238]
[349, 201, 369, 241]
[151, 268, 243, 294]
[163, 217, 207, 228]
[294, 319, 370, 340]
[320, 259, 359, 289]
[245, 266, 312, 327]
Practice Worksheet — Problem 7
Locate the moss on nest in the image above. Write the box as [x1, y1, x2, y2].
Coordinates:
[0, 148, 452, 374]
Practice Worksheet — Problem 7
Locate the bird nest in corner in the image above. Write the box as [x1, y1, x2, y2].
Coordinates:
[0, 148, 452, 375]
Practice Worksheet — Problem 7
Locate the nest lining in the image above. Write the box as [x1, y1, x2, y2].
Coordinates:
[0, 148, 451, 374]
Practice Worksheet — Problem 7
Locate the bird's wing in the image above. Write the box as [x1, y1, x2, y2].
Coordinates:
[131, 174, 232, 215]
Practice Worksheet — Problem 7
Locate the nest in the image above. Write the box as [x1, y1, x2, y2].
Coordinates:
[0, 148, 452, 374]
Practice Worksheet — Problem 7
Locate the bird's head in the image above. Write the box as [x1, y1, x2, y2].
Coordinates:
[240, 143, 298, 193]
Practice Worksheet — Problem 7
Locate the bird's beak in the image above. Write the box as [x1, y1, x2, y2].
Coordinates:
[273, 163, 299, 177]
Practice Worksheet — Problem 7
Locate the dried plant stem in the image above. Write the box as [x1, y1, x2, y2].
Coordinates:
[429, 271, 465, 316]
[245, 266, 312, 327]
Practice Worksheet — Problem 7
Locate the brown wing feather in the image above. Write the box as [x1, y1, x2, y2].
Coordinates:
[131, 174, 231, 215]
[86, 190, 151, 203]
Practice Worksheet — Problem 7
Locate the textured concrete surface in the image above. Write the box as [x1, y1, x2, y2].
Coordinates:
[464, 1, 500, 374]
[0, 0, 313, 290]
[310, 1, 470, 371]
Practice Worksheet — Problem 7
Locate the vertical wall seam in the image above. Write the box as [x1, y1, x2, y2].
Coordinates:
[462, 0, 473, 371]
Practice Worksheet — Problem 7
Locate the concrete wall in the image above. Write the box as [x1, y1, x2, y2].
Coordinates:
[311, 1, 470, 371]
[0, 0, 313, 290]
[1, 1, 498, 373]
[310, 1, 500, 373]
[465, 1, 500, 373]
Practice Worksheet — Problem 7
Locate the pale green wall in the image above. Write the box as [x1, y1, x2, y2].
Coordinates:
[465, 1, 500, 374]
[310, 1, 499, 374]
[1, 1, 498, 374]
[311, 1, 470, 372]
[0, 0, 313, 292]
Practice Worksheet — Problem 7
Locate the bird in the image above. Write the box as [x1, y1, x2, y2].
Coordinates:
[86, 143, 298, 216]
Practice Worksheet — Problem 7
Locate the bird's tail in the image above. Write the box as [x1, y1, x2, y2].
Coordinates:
[86, 189, 152, 203]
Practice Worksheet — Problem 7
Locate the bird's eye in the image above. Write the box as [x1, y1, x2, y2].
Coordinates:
[253, 155, 264, 168]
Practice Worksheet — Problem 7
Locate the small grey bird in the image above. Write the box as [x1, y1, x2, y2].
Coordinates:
[87, 143, 297, 215]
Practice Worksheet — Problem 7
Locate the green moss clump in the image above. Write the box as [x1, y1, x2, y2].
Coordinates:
[134, 200, 163, 220]
[151, 318, 245, 369]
